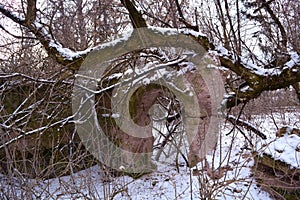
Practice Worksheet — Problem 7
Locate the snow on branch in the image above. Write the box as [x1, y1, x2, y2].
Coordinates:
[0, 4, 25, 25]
[226, 115, 267, 139]
[1, 1, 299, 109]
[0, 115, 74, 150]
[0, 72, 73, 85]
[42, 24, 300, 107]
[0, 3, 90, 70]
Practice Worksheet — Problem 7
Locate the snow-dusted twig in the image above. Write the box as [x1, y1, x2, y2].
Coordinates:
[226, 115, 267, 139]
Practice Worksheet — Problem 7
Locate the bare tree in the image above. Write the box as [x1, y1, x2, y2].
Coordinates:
[0, 0, 299, 181]
[0, 0, 132, 179]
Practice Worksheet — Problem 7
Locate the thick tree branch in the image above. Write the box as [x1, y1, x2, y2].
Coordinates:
[120, 0, 147, 28]
[226, 115, 267, 139]
[184, 32, 300, 108]
[25, 0, 36, 25]
[0, 4, 26, 25]
[1, 1, 299, 109]
[214, 49, 300, 108]
[0, 3, 86, 70]
[25, 22, 86, 70]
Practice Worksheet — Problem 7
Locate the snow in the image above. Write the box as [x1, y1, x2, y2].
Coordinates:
[0, 115, 74, 149]
[240, 85, 252, 92]
[47, 26, 208, 62]
[0, 4, 25, 21]
[262, 133, 300, 168]
[177, 62, 196, 75]
[46, 24, 133, 61]
[149, 26, 206, 38]
[1, 20, 300, 198]
[148, 26, 181, 36]
[290, 52, 300, 63]
[179, 28, 207, 38]
[214, 46, 231, 58]
[104, 57, 195, 97]
[252, 112, 300, 169]
[57, 26, 206, 61]
[241, 57, 282, 76]
[4, 110, 299, 199]
[1, 109, 299, 199]
[284, 52, 300, 69]
[101, 113, 120, 118]
[25, 19, 300, 80]
[211, 46, 289, 77]
[212, 40, 300, 78]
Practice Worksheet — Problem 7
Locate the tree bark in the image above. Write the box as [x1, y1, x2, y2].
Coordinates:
[120, 0, 147, 28]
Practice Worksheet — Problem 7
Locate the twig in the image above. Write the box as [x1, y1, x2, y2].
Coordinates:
[226, 115, 267, 139]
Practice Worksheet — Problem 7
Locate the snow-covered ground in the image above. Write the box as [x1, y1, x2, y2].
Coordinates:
[0, 111, 299, 199]
[253, 111, 300, 168]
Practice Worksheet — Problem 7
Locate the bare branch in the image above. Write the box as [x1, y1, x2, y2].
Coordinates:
[174, 0, 198, 31]
[226, 115, 267, 139]
[0, 23, 36, 40]
[0, 3, 85, 70]
[0, 4, 26, 25]
[254, 0, 287, 49]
